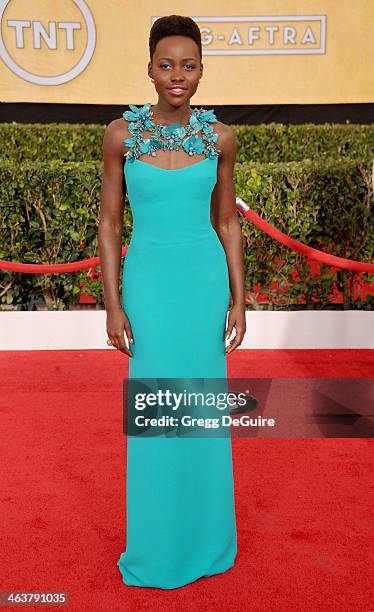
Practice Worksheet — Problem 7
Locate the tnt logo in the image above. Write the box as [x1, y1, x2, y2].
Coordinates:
[0, 0, 96, 85]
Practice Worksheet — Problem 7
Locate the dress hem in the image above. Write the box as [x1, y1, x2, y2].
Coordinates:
[117, 554, 237, 590]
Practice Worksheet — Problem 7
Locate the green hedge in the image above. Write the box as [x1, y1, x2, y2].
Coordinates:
[0, 158, 372, 310]
[237, 159, 373, 309]
[0, 123, 103, 163]
[234, 123, 374, 163]
[1, 121, 374, 163]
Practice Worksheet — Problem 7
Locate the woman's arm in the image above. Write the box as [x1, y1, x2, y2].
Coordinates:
[98, 120, 133, 356]
[210, 124, 246, 354]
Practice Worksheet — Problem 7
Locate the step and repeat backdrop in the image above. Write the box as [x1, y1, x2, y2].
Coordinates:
[0, 0, 373, 105]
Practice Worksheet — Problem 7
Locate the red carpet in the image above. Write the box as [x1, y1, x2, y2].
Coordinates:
[0, 350, 373, 611]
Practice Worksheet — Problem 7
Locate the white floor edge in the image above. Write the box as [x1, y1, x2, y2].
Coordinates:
[1, 310, 373, 350]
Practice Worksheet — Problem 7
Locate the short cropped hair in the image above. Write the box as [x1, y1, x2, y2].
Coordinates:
[149, 15, 202, 61]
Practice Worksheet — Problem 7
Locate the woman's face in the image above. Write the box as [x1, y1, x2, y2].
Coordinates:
[148, 35, 202, 105]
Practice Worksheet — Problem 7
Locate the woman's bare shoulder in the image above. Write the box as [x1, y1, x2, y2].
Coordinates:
[214, 121, 237, 160]
[103, 117, 130, 157]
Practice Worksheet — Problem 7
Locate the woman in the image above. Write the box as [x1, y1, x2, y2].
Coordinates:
[98, 14, 246, 589]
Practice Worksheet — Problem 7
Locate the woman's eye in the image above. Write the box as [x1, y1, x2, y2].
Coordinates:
[159, 63, 196, 70]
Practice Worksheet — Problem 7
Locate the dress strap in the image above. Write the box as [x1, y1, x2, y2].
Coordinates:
[122, 103, 220, 163]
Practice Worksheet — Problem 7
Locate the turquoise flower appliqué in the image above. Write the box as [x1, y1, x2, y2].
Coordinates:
[122, 102, 221, 162]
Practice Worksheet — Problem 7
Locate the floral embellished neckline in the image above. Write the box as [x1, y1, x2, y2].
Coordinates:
[149, 105, 194, 129]
[122, 102, 220, 163]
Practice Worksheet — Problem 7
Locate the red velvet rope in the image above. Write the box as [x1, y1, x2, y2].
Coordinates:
[236, 206, 374, 273]
[0, 247, 128, 273]
[0, 203, 373, 274]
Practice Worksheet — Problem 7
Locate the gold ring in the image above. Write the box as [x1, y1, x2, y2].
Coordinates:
[106, 338, 113, 346]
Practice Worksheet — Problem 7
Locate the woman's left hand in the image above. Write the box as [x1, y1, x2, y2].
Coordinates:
[224, 303, 246, 353]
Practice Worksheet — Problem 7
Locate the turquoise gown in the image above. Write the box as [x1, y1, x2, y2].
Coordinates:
[117, 102, 237, 589]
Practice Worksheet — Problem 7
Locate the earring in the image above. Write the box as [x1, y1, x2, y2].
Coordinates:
[150, 78, 154, 83]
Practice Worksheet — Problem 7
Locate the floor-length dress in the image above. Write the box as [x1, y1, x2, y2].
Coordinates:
[117, 102, 237, 589]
